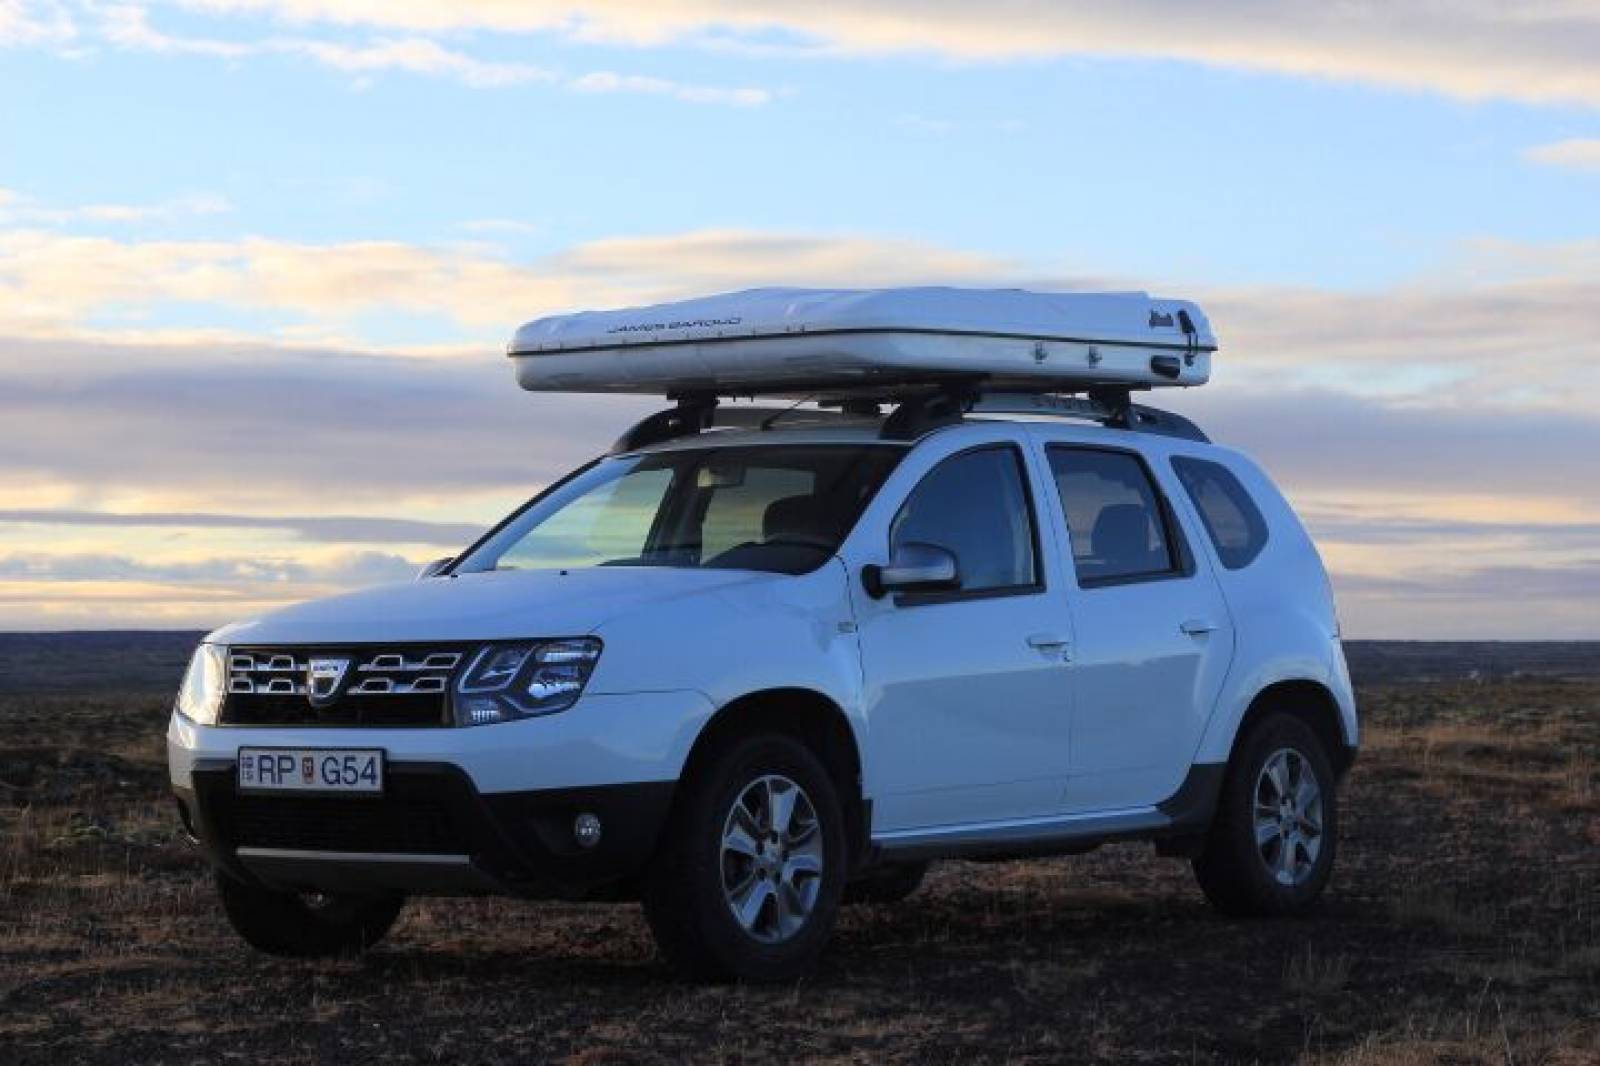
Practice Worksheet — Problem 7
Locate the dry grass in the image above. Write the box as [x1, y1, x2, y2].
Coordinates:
[2, 678, 1599, 1064]
[1282, 945, 1352, 996]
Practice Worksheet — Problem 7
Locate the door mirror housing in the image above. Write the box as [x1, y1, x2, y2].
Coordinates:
[862, 542, 961, 599]
[416, 557, 454, 580]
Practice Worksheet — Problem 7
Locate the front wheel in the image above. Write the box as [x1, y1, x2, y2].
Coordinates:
[1192, 713, 1339, 917]
[216, 871, 404, 957]
[642, 733, 848, 982]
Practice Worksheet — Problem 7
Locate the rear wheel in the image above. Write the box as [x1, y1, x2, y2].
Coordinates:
[643, 733, 847, 982]
[216, 871, 404, 957]
[1192, 713, 1338, 917]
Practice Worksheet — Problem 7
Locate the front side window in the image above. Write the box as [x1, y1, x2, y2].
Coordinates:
[890, 446, 1039, 594]
[458, 444, 903, 576]
[1047, 447, 1182, 586]
[1171, 456, 1269, 569]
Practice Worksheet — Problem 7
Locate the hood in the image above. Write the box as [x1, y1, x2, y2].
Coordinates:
[208, 566, 780, 646]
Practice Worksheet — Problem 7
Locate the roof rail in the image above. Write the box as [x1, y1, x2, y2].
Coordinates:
[876, 384, 1207, 444]
[967, 389, 1210, 443]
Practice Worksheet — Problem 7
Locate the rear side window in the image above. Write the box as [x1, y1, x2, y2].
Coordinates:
[891, 446, 1039, 594]
[1171, 456, 1269, 569]
[1046, 447, 1181, 586]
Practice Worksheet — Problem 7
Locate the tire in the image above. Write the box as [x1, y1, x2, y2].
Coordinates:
[216, 871, 405, 958]
[642, 733, 848, 982]
[843, 861, 929, 905]
[1193, 712, 1339, 917]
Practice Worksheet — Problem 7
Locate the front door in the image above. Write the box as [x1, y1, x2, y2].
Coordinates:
[851, 436, 1075, 832]
[1037, 442, 1235, 813]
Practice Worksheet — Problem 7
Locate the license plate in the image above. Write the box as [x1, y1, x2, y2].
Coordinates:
[237, 748, 384, 795]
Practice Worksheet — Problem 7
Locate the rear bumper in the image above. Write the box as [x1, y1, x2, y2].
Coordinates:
[176, 760, 674, 899]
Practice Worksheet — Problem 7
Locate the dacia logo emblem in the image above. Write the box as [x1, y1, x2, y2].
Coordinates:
[306, 657, 350, 707]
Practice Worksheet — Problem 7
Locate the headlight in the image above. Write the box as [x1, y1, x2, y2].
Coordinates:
[454, 638, 601, 726]
[175, 643, 227, 725]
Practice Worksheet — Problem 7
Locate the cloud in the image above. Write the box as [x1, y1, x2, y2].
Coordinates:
[1187, 266, 1600, 403]
[0, 548, 417, 586]
[94, 4, 772, 99]
[0, 508, 485, 546]
[287, 36, 553, 88]
[569, 70, 769, 107]
[1329, 560, 1600, 640]
[460, 218, 541, 236]
[1336, 560, 1600, 602]
[0, 335, 654, 512]
[100, 4, 555, 85]
[1300, 512, 1600, 547]
[171, 0, 1600, 108]
[100, 1, 251, 56]
[1523, 138, 1600, 172]
[0, 227, 1010, 341]
[7, 223, 1596, 410]
[0, 0, 74, 47]
[0, 187, 232, 227]
[0, 547, 424, 629]
[1164, 387, 1600, 501]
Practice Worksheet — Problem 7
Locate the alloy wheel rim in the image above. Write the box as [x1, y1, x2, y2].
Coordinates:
[1253, 747, 1324, 887]
[720, 774, 824, 944]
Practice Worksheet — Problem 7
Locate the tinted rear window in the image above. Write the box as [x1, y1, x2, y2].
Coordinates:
[1171, 456, 1268, 569]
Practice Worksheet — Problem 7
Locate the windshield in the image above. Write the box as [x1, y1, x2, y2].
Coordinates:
[456, 444, 904, 576]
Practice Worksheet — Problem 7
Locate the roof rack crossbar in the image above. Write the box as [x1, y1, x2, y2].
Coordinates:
[609, 381, 1209, 454]
[877, 380, 983, 441]
[608, 396, 869, 454]
[610, 394, 718, 454]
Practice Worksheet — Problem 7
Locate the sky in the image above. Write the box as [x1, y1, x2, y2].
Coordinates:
[1, 0, 1598, 638]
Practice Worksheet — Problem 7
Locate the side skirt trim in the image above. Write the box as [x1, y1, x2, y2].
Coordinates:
[872, 808, 1165, 861]
[869, 761, 1229, 862]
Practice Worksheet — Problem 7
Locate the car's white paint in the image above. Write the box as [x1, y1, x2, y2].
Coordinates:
[208, 566, 775, 650]
[1021, 427, 1239, 813]
[169, 688, 716, 793]
[838, 425, 1075, 831]
[169, 416, 1357, 853]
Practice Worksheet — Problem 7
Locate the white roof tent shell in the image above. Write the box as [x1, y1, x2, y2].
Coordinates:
[508, 287, 1215, 400]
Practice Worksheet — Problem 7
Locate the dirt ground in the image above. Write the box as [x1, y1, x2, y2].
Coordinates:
[1, 675, 1597, 1064]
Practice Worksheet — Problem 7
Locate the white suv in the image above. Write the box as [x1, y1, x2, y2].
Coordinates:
[169, 389, 1357, 982]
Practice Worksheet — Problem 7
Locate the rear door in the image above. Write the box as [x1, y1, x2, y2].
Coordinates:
[1034, 437, 1235, 813]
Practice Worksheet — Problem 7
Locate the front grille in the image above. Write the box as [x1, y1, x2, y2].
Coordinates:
[221, 646, 466, 727]
[219, 793, 461, 853]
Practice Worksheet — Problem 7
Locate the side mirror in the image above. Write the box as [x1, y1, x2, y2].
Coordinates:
[862, 542, 960, 599]
[416, 557, 454, 580]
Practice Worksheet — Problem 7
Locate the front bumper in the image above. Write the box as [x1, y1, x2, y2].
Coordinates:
[175, 761, 673, 899]
[167, 689, 714, 899]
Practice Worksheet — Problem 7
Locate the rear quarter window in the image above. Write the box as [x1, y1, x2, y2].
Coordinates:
[1171, 456, 1269, 569]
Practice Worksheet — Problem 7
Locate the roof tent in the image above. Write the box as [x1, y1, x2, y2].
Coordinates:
[508, 286, 1215, 398]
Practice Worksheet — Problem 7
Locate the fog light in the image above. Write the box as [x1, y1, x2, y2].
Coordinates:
[573, 812, 602, 849]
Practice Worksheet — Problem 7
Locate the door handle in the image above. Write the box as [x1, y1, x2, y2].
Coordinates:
[1180, 619, 1218, 636]
[1026, 633, 1072, 660]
